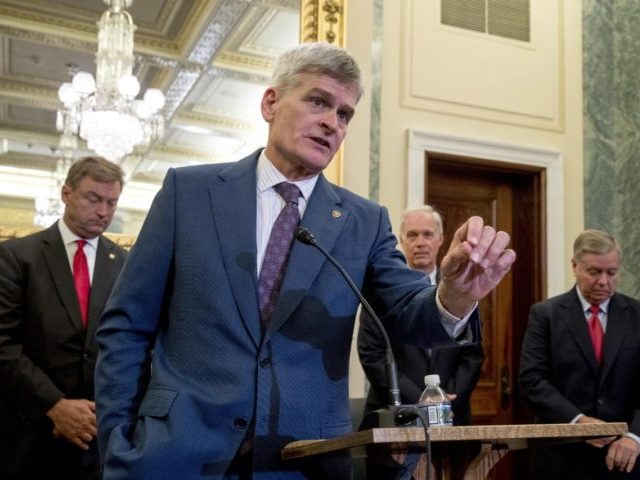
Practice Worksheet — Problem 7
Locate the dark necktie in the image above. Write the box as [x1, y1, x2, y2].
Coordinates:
[258, 182, 302, 331]
[588, 304, 604, 365]
[73, 239, 91, 328]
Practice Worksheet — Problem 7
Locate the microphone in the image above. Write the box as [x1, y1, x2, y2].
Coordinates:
[294, 226, 419, 426]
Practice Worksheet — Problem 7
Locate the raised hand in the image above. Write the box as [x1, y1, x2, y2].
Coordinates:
[438, 216, 516, 318]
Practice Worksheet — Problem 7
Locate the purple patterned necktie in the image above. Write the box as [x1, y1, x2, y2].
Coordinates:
[258, 182, 302, 331]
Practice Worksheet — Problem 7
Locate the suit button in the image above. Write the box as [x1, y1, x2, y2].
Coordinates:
[597, 399, 604, 405]
[259, 357, 271, 368]
[83, 353, 91, 361]
[234, 417, 248, 429]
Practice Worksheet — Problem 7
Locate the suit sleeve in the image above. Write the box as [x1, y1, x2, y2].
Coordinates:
[519, 303, 583, 422]
[357, 310, 423, 405]
[0, 241, 65, 421]
[95, 169, 177, 459]
[360, 206, 481, 349]
[449, 342, 485, 411]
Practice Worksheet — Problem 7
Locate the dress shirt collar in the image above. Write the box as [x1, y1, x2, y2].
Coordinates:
[257, 149, 318, 201]
[427, 267, 437, 286]
[58, 219, 99, 251]
[575, 285, 611, 315]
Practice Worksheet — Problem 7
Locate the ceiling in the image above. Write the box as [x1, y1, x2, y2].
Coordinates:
[0, 0, 300, 201]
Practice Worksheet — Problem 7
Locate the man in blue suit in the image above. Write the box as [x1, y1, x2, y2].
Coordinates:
[95, 42, 516, 480]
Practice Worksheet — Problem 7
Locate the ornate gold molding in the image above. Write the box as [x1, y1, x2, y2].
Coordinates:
[299, 0, 347, 186]
[0, 79, 58, 109]
[215, 52, 275, 72]
[174, 112, 258, 134]
[300, 0, 346, 45]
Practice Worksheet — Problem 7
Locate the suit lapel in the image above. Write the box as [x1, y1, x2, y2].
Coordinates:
[268, 175, 348, 333]
[560, 290, 600, 373]
[85, 238, 125, 349]
[600, 294, 629, 383]
[41, 223, 84, 332]
[209, 154, 261, 348]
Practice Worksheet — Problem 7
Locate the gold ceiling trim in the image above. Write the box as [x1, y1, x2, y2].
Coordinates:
[0, 6, 182, 58]
[0, 6, 94, 39]
[152, 144, 222, 162]
[174, 111, 258, 134]
[0, 80, 57, 109]
[214, 51, 275, 72]
[0, 127, 60, 146]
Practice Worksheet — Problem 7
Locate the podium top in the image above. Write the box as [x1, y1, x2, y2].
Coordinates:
[281, 422, 628, 460]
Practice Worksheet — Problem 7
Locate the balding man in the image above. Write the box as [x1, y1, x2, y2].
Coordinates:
[358, 205, 485, 480]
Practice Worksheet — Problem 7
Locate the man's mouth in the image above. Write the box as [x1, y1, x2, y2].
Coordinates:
[310, 137, 331, 150]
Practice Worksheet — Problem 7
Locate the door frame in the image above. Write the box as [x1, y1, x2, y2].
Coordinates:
[407, 129, 565, 295]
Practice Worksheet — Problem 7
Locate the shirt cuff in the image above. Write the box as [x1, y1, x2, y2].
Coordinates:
[626, 432, 640, 446]
[571, 415, 638, 445]
[435, 286, 478, 341]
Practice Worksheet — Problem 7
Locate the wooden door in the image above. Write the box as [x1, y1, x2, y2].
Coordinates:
[426, 152, 546, 479]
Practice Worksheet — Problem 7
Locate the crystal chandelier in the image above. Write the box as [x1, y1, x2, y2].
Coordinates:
[56, 0, 165, 162]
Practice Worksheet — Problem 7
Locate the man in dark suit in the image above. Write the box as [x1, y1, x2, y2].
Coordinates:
[95, 42, 516, 480]
[358, 205, 485, 479]
[520, 229, 640, 479]
[0, 156, 127, 479]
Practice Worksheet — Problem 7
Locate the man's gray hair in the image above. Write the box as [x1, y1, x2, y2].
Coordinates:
[271, 42, 363, 99]
[573, 229, 621, 262]
[399, 205, 444, 239]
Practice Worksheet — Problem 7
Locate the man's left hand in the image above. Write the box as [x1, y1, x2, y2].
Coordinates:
[438, 216, 516, 318]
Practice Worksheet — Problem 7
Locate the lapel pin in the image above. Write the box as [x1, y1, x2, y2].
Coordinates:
[109, 253, 116, 260]
[332, 210, 341, 218]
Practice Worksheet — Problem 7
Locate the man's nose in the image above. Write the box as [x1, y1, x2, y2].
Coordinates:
[321, 110, 338, 132]
[416, 234, 428, 245]
[96, 202, 108, 217]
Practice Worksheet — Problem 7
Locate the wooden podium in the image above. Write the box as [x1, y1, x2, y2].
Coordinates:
[282, 422, 628, 479]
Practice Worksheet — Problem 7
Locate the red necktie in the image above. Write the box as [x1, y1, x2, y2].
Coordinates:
[73, 240, 90, 328]
[588, 304, 604, 365]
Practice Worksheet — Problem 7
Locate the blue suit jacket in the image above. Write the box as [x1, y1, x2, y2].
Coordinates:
[95, 151, 480, 479]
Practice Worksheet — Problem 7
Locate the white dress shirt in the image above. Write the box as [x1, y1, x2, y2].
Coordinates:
[58, 219, 98, 284]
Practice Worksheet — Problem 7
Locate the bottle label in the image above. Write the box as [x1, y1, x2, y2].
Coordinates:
[424, 404, 453, 426]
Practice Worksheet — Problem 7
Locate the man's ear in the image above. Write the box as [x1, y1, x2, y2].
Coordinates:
[261, 87, 278, 122]
[61, 184, 71, 205]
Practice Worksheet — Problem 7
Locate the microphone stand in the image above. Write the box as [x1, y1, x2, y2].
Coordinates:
[294, 226, 433, 480]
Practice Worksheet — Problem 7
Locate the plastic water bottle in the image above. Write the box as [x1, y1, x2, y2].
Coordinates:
[417, 374, 453, 426]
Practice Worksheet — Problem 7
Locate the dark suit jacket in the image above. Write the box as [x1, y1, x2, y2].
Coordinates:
[0, 222, 126, 477]
[358, 309, 485, 426]
[94, 150, 482, 480]
[519, 288, 640, 479]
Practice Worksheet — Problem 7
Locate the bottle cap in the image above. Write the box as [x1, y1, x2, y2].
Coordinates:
[424, 374, 440, 385]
